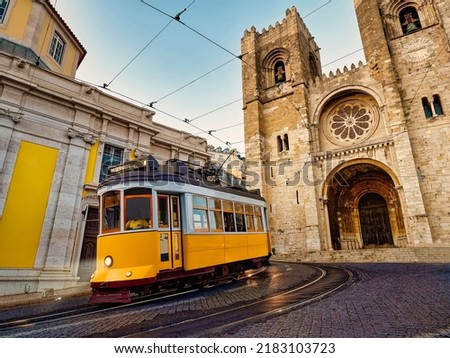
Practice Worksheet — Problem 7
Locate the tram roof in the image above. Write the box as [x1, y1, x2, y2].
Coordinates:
[99, 157, 264, 202]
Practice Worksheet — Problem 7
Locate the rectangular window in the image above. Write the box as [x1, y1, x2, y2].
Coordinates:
[254, 206, 264, 232]
[172, 196, 180, 228]
[193, 195, 209, 231]
[102, 191, 121, 233]
[158, 195, 169, 228]
[49, 31, 66, 64]
[208, 198, 223, 231]
[0, 0, 10, 23]
[235, 203, 246, 232]
[245, 205, 255, 232]
[125, 195, 152, 230]
[100, 144, 124, 182]
[223, 200, 235, 232]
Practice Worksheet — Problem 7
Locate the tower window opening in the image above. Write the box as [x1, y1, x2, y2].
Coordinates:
[422, 97, 432, 119]
[277, 135, 283, 152]
[274, 60, 286, 84]
[400, 7, 422, 34]
[433, 94, 444, 116]
[277, 134, 290, 152]
[283, 134, 290, 151]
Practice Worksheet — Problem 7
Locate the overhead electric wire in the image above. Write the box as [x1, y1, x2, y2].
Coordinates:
[97, 0, 346, 153]
[141, 0, 237, 59]
[322, 48, 364, 68]
[104, 1, 196, 88]
[188, 98, 242, 123]
[155, 57, 237, 104]
[104, 21, 173, 88]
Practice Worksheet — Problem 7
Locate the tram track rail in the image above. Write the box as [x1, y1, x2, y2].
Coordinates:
[0, 287, 199, 331]
[0, 263, 355, 338]
[125, 264, 354, 338]
[0, 270, 266, 333]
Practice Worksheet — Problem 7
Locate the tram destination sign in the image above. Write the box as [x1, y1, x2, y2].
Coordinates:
[109, 159, 145, 174]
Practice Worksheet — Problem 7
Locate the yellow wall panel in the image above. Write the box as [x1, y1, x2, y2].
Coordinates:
[0, 141, 58, 268]
[82, 140, 98, 197]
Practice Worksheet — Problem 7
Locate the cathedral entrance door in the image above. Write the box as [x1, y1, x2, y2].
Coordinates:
[358, 193, 394, 247]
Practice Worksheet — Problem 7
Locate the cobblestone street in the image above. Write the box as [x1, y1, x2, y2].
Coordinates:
[211, 263, 450, 338]
[1, 262, 449, 339]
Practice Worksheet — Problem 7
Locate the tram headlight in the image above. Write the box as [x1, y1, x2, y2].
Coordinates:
[104, 255, 113, 267]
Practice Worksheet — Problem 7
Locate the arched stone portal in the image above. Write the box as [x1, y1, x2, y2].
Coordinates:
[325, 162, 407, 250]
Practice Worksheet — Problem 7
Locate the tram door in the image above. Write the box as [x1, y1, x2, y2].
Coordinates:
[157, 195, 183, 270]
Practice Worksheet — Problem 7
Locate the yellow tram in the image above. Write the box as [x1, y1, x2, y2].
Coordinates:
[89, 156, 271, 303]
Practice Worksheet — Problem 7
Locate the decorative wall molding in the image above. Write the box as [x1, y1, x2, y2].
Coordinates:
[67, 128, 97, 144]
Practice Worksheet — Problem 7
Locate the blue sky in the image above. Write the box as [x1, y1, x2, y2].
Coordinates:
[53, 0, 365, 155]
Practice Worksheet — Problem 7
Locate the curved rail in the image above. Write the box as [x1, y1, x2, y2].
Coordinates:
[125, 264, 354, 338]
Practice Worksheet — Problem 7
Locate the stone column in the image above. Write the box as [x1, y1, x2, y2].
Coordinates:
[37, 129, 95, 290]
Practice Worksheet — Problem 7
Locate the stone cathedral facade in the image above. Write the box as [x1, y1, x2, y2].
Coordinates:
[241, 0, 450, 262]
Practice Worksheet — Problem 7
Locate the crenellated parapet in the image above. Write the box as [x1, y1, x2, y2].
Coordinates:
[309, 61, 367, 88]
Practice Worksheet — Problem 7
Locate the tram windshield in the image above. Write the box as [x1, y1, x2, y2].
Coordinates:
[125, 188, 152, 230]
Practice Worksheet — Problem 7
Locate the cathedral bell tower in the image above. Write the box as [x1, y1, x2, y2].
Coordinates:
[355, 0, 450, 245]
[241, 7, 322, 255]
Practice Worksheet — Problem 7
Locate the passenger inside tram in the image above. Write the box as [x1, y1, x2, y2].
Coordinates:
[126, 219, 150, 230]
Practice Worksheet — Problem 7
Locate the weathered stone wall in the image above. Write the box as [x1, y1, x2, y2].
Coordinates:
[242, 1, 450, 262]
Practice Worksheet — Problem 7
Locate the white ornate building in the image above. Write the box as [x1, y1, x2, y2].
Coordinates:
[0, 0, 208, 296]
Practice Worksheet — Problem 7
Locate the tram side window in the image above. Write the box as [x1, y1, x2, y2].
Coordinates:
[234, 203, 246, 232]
[158, 195, 169, 228]
[245, 205, 256, 232]
[208, 198, 223, 231]
[254, 206, 264, 232]
[102, 191, 121, 233]
[193, 195, 209, 231]
[125, 195, 152, 230]
[223, 200, 236, 232]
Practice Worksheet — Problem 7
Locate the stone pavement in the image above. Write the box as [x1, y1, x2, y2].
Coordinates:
[0, 262, 449, 338]
[210, 263, 450, 338]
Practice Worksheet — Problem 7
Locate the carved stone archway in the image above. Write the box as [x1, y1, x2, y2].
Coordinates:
[325, 162, 407, 250]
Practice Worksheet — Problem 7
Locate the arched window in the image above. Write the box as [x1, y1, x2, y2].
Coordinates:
[422, 97, 432, 118]
[274, 60, 286, 84]
[283, 134, 290, 151]
[400, 7, 422, 34]
[277, 135, 283, 152]
[433, 94, 444, 116]
[277, 134, 290, 152]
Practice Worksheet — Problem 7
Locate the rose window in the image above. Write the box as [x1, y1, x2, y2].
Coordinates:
[324, 101, 378, 145]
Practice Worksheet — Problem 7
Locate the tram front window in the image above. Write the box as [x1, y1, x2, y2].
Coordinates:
[125, 196, 152, 230]
[102, 191, 121, 233]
